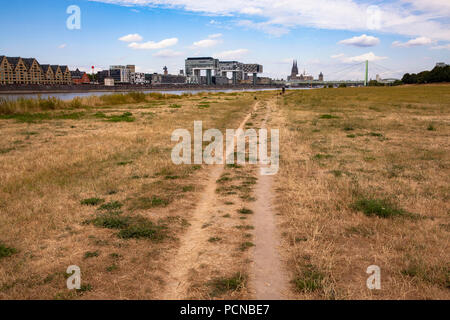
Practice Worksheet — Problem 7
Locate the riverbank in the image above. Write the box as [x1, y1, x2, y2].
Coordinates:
[0, 84, 281, 95]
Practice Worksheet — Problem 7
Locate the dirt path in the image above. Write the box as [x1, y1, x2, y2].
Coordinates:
[249, 98, 290, 299]
[160, 98, 289, 300]
[161, 102, 259, 300]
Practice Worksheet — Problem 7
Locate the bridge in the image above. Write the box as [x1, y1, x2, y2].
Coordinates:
[286, 61, 398, 88]
[286, 80, 366, 87]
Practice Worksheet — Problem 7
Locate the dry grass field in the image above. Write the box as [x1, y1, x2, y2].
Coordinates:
[274, 85, 449, 299]
[0, 85, 448, 300]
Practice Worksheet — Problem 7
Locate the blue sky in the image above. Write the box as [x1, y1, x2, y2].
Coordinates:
[0, 0, 449, 80]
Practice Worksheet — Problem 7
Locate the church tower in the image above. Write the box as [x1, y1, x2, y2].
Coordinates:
[291, 60, 299, 78]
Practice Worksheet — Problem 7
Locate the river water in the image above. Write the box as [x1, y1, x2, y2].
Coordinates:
[0, 87, 312, 101]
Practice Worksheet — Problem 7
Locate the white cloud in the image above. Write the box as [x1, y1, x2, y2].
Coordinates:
[128, 38, 178, 50]
[339, 34, 380, 47]
[402, 0, 450, 16]
[240, 7, 263, 15]
[208, 33, 222, 39]
[332, 52, 387, 63]
[392, 36, 434, 47]
[119, 33, 143, 42]
[190, 34, 223, 48]
[431, 44, 450, 50]
[191, 39, 221, 48]
[58, 44, 67, 49]
[237, 20, 289, 37]
[215, 48, 249, 60]
[153, 49, 183, 57]
[89, 0, 450, 40]
[331, 53, 344, 59]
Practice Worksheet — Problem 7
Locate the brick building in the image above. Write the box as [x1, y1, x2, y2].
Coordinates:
[71, 68, 90, 85]
[0, 56, 72, 85]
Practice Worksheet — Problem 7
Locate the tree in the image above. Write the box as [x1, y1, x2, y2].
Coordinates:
[401, 65, 449, 84]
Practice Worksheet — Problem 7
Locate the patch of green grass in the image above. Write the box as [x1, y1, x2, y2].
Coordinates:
[208, 237, 222, 243]
[182, 185, 194, 192]
[235, 225, 254, 230]
[86, 213, 166, 241]
[117, 220, 166, 241]
[400, 259, 449, 288]
[21, 131, 39, 136]
[239, 242, 255, 251]
[238, 208, 253, 215]
[131, 196, 170, 209]
[0, 112, 85, 123]
[329, 170, 343, 177]
[164, 175, 180, 180]
[77, 284, 93, 293]
[368, 132, 383, 137]
[352, 197, 414, 218]
[117, 161, 133, 166]
[0, 147, 15, 154]
[222, 214, 231, 218]
[80, 198, 105, 206]
[217, 176, 232, 183]
[319, 114, 339, 119]
[208, 273, 246, 297]
[93, 111, 107, 118]
[224, 201, 234, 205]
[169, 104, 181, 109]
[197, 103, 210, 109]
[343, 126, 354, 131]
[347, 134, 356, 138]
[84, 251, 99, 259]
[110, 253, 122, 259]
[313, 153, 333, 160]
[106, 112, 135, 123]
[98, 201, 123, 211]
[293, 264, 325, 293]
[427, 124, 436, 131]
[0, 243, 17, 259]
[106, 264, 119, 272]
[226, 163, 242, 169]
[87, 214, 129, 229]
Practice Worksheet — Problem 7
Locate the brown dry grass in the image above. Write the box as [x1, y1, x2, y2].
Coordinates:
[1, 85, 448, 300]
[273, 85, 450, 299]
[0, 91, 260, 299]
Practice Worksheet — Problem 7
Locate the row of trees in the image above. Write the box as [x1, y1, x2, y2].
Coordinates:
[402, 65, 450, 84]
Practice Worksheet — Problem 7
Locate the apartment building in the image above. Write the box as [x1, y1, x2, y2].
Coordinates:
[0, 56, 72, 85]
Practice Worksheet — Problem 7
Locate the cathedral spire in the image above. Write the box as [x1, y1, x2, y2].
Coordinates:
[291, 59, 299, 77]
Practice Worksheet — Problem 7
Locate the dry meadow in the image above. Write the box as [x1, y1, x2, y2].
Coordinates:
[0, 85, 448, 300]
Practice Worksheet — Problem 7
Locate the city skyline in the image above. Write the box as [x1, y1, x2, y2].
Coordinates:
[1, 0, 449, 80]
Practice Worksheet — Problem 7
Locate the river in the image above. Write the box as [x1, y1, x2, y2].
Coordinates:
[0, 87, 313, 101]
